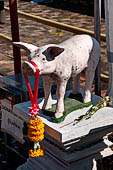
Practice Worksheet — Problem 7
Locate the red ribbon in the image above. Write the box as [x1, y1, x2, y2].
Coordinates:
[24, 61, 40, 117]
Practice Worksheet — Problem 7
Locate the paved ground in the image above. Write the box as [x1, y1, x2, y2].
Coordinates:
[0, 0, 112, 169]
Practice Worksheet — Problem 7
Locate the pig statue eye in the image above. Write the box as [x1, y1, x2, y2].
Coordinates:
[42, 58, 45, 61]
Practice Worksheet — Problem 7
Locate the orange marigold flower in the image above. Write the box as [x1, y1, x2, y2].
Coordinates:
[28, 134, 44, 142]
[28, 118, 44, 128]
[29, 148, 44, 158]
[28, 129, 44, 136]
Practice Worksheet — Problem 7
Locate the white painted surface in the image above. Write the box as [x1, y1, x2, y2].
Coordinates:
[14, 93, 113, 143]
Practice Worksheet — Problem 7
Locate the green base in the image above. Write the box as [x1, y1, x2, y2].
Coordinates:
[42, 94, 92, 123]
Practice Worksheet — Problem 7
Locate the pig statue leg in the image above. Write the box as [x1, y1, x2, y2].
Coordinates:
[83, 39, 100, 103]
[55, 80, 68, 118]
[42, 75, 53, 110]
[72, 74, 80, 94]
[83, 68, 95, 103]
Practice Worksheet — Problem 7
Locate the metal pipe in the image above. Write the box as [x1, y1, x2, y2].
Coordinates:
[0, 33, 12, 41]
[100, 73, 109, 80]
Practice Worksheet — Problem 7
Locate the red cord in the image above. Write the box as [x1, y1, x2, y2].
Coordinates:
[24, 61, 40, 117]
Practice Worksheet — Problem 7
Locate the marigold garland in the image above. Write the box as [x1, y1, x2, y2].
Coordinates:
[28, 118, 44, 142]
[28, 117, 45, 157]
[24, 64, 45, 158]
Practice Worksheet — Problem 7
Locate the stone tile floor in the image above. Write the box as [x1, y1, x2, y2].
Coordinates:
[0, 0, 112, 169]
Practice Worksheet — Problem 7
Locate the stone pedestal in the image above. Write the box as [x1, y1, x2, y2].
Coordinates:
[14, 93, 113, 170]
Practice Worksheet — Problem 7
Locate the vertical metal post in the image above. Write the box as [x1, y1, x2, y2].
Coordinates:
[94, 0, 101, 96]
[104, 0, 113, 101]
[9, 0, 21, 74]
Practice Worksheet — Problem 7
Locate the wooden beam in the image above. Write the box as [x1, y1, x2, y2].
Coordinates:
[0, 33, 12, 41]
[9, 0, 21, 74]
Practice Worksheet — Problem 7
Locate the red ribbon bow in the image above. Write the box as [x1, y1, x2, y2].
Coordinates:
[24, 61, 40, 117]
[29, 104, 40, 117]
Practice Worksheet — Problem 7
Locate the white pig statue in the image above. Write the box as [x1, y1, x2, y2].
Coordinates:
[14, 34, 100, 118]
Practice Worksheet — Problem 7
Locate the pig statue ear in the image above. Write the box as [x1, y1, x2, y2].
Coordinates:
[13, 42, 38, 54]
[46, 46, 64, 60]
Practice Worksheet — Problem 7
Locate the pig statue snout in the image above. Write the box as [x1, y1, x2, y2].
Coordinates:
[13, 34, 100, 119]
[22, 61, 36, 76]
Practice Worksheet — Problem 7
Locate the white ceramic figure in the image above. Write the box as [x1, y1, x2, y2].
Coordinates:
[14, 34, 100, 118]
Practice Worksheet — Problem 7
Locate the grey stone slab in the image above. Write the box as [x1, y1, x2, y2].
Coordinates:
[17, 150, 95, 170]
[17, 153, 67, 170]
